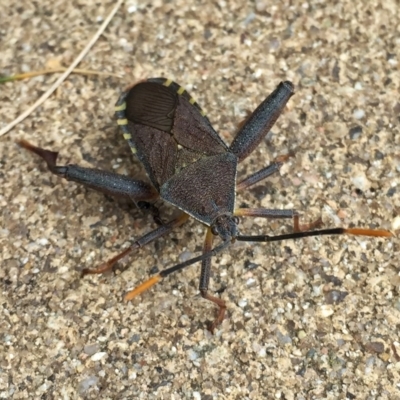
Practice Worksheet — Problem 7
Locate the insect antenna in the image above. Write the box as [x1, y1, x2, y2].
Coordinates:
[124, 239, 231, 301]
[236, 227, 392, 243]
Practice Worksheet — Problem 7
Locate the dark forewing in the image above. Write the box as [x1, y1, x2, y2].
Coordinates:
[115, 78, 228, 189]
[124, 81, 177, 131]
[125, 123, 177, 189]
[148, 78, 228, 156]
[160, 153, 237, 225]
[173, 98, 227, 157]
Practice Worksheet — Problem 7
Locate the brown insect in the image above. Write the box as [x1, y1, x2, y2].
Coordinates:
[19, 78, 392, 332]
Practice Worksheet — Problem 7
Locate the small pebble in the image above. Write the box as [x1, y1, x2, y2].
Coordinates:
[238, 299, 248, 308]
[353, 109, 365, 119]
[318, 305, 334, 318]
[91, 352, 107, 362]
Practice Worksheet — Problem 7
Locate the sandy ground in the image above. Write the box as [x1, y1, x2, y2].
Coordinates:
[1, 1, 399, 399]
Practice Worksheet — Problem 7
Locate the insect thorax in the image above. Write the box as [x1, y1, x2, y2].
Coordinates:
[160, 153, 238, 226]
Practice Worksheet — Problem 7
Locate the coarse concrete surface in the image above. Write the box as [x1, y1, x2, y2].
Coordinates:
[1, 1, 399, 399]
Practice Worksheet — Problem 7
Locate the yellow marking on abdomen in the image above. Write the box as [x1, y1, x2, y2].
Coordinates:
[177, 86, 185, 95]
[163, 79, 173, 87]
[123, 133, 132, 140]
[117, 119, 128, 125]
[114, 102, 126, 111]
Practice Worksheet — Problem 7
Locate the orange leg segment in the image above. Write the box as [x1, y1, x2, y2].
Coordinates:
[199, 227, 227, 333]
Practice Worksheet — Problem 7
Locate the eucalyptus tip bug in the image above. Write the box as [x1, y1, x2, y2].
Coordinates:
[19, 78, 393, 332]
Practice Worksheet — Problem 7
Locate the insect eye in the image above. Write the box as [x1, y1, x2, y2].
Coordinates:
[211, 226, 219, 236]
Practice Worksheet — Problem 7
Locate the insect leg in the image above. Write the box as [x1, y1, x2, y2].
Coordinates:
[235, 208, 392, 240]
[136, 201, 163, 226]
[236, 153, 293, 192]
[18, 140, 158, 202]
[123, 229, 230, 330]
[229, 81, 294, 162]
[199, 227, 227, 333]
[234, 208, 322, 233]
[82, 213, 190, 276]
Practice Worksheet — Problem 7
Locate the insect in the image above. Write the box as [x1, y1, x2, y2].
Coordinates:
[19, 78, 392, 332]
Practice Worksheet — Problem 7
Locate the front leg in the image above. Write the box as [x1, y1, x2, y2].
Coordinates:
[234, 208, 322, 233]
[199, 227, 227, 333]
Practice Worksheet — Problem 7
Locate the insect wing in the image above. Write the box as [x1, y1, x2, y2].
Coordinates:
[124, 81, 177, 131]
[117, 79, 228, 189]
[148, 78, 228, 156]
[173, 97, 227, 156]
[117, 82, 178, 189]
